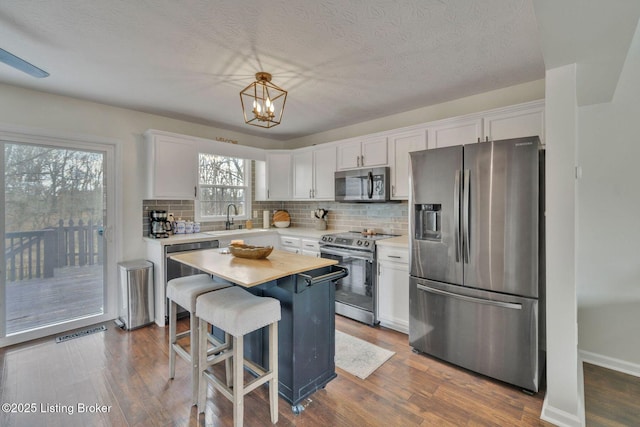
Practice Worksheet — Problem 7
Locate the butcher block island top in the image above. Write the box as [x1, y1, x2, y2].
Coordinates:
[169, 248, 338, 288]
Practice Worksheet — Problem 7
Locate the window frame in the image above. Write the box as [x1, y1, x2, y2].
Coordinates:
[195, 153, 252, 223]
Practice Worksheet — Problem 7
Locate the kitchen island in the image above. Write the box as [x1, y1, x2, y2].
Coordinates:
[169, 248, 346, 413]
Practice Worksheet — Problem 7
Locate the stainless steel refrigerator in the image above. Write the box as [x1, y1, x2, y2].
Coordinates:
[408, 136, 545, 392]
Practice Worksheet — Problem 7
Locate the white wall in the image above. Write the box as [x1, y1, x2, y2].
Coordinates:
[577, 22, 640, 368]
[0, 83, 283, 266]
[287, 79, 544, 147]
[541, 64, 582, 427]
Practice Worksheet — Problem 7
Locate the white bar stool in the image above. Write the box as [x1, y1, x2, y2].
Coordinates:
[196, 286, 281, 427]
[167, 273, 231, 404]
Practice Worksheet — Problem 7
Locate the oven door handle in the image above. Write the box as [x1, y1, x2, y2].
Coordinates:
[320, 247, 373, 262]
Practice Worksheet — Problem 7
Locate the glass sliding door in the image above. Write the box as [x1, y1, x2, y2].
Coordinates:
[1, 137, 113, 344]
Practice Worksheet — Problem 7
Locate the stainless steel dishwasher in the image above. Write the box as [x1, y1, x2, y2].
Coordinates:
[164, 240, 219, 323]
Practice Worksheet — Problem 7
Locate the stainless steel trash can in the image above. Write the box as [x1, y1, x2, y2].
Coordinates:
[118, 260, 154, 330]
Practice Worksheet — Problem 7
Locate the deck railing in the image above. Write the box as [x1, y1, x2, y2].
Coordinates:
[5, 218, 103, 281]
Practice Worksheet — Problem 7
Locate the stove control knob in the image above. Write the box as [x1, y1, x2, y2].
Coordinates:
[356, 240, 362, 246]
[364, 241, 370, 246]
[321, 236, 327, 241]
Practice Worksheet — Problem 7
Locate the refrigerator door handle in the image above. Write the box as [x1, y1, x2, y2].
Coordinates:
[463, 169, 471, 263]
[454, 169, 461, 262]
[416, 284, 523, 310]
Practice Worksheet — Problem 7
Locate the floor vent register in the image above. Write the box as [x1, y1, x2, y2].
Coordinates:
[55, 325, 107, 343]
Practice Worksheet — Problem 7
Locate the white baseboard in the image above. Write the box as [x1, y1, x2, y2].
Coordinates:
[579, 350, 640, 378]
[378, 319, 408, 334]
[541, 396, 583, 427]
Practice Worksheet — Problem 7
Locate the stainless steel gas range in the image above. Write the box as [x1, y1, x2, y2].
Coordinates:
[319, 231, 398, 325]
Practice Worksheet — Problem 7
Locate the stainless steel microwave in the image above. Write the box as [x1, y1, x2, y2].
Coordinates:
[335, 167, 391, 202]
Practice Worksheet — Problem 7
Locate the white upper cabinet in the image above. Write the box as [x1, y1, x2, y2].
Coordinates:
[292, 145, 336, 200]
[426, 100, 544, 149]
[483, 103, 545, 144]
[312, 145, 336, 199]
[428, 118, 483, 149]
[261, 151, 292, 200]
[336, 136, 388, 170]
[388, 129, 427, 200]
[145, 130, 198, 200]
[292, 150, 313, 199]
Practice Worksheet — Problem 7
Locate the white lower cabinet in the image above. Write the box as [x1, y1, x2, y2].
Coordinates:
[279, 235, 321, 256]
[279, 235, 301, 254]
[301, 238, 321, 257]
[377, 245, 409, 334]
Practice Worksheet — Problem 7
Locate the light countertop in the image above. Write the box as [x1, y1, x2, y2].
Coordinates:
[143, 227, 349, 246]
[170, 248, 338, 287]
[376, 235, 409, 248]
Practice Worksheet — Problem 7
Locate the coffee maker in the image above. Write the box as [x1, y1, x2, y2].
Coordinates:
[149, 210, 171, 238]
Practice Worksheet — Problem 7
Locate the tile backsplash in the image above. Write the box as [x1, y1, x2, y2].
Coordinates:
[142, 199, 408, 236]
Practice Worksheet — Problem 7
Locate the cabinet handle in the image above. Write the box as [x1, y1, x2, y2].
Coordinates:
[267, 189, 270, 199]
[391, 185, 395, 196]
[309, 189, 312, 198]
[361, 155, 364, 166]
[387, 255, 402, 259]
[194, 186, 197, 197]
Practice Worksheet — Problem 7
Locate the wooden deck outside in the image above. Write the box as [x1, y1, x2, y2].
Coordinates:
[5, 264, 103, 335]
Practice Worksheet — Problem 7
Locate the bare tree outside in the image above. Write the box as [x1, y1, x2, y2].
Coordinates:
[4, 143, 104, 233]
[198, 153, 247, 218]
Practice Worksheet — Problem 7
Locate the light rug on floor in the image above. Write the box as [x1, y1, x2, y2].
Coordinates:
[335, 330, 395, 379]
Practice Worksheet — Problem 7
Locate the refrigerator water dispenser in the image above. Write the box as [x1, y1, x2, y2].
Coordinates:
[415, 204, 441, 241]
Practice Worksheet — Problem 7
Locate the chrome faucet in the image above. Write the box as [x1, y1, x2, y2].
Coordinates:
[225, 203, 238, 230]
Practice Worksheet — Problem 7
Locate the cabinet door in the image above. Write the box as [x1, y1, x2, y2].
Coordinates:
[312, 145, 336, 199]
[148, 134, 198, 199]
[429, 118, 482, 149]
[254, 160, 267, 201]
[378, 260, 409, 334]
[266, 152, 292, 200]
[336, 140, 362, 170]
[361, 136, 388, 167]
[292, 150, 313, 199]
[389, 130, 427, 200]
[483, 106, 544, 144]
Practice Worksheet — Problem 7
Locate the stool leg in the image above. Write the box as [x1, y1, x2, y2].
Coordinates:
[169, 300, 177, 379]
[269, 322, 279, 424]
[233, 335, 244, 427]
[190, 312, 199, 405]
[224, 332, 232, 387]
[197, 318, 208, 413]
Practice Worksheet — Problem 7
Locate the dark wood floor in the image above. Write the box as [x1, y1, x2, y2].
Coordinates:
[583, 362, 640, 427]
[0, 315, 634, 426]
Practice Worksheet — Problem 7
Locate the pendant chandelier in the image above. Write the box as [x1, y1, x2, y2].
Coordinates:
[240, 72, 287, 128]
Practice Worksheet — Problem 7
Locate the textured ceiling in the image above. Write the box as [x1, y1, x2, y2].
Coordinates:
[0, 0, 544, 140]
